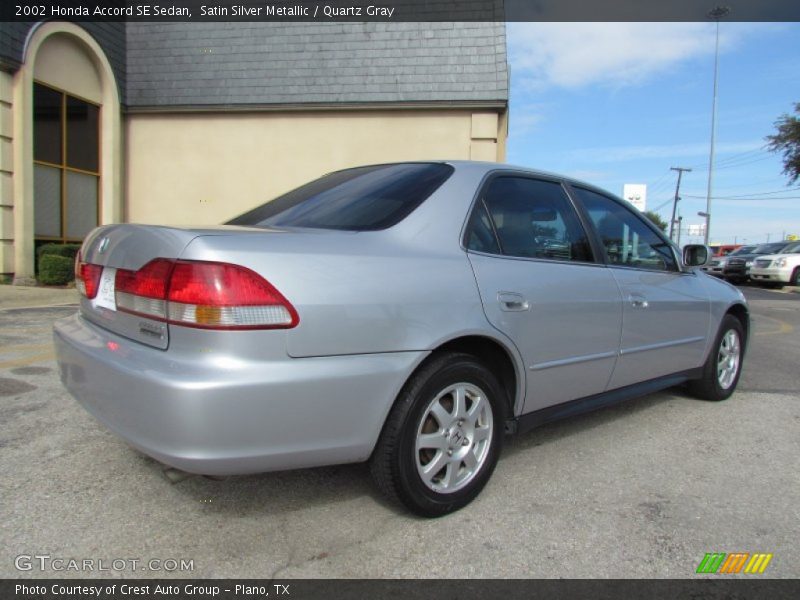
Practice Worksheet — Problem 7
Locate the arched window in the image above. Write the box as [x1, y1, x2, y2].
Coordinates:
[33, 81, 100, 242]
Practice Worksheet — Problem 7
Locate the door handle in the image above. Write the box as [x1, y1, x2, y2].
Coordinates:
[629, 294, 649, 309]
[498, 292, 530, 312]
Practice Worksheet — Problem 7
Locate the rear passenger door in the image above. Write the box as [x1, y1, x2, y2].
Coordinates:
[568, 186, 710, 389]
[465, 174, 623, 414]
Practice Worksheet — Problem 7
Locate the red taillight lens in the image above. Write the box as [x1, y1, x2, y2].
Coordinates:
[75, 252, 103, 300]
[112, 259, 298, 330]
[167, 261, 299, 329]
[116, 259, 174, 299]
[115, 259, 174, 320]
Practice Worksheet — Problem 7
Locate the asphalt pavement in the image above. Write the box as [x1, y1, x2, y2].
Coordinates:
[0, 284, 797, 578]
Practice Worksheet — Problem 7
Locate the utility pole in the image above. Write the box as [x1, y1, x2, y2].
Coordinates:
[669, 167, 691, 241]
[676, 216, 684, 246]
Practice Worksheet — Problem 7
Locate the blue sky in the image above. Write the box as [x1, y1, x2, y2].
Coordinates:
[506, 22, 800, 245]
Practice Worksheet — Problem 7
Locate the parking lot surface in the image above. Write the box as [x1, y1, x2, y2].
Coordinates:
[1, 285, 798, 578]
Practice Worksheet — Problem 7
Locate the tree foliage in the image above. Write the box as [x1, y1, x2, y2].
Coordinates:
[766, 102, 800, 185]
[643, 210, 668, 232]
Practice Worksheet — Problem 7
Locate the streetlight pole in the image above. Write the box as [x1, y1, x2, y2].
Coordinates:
[704, 5, 730, 246]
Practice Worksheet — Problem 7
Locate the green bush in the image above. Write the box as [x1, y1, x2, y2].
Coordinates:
[38, 254, 75, 286]
[36, 243, 82, 262]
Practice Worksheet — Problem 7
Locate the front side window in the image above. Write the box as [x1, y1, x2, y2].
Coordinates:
[227, 163, 453, 231]
[466, 176, 592, 262]
[33, 82, 100, 242]
[571, 187, 677, 272]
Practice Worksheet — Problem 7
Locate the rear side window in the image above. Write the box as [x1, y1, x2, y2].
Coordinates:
[467, 176, 593, 262]
[227, 163, 454, 231]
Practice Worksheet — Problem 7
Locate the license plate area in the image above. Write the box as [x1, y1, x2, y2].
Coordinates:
[93, 267, 117, 311]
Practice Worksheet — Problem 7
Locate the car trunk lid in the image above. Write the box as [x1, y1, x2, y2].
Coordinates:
[77, 223, 286, 349]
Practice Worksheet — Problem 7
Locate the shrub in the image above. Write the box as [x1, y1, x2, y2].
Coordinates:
[36, 243, 81, 262]
[38, 254, 75, 286]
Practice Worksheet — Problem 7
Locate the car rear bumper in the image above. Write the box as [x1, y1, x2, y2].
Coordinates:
[54, 313, 425, 475]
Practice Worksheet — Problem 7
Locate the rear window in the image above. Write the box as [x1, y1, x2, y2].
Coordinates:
[226, 163, 454, 231]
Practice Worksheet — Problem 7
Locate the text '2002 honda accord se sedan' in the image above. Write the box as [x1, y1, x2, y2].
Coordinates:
[54, 161, 748, 516]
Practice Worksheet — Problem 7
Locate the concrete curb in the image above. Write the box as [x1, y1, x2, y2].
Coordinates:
[0, 285, 79, 310]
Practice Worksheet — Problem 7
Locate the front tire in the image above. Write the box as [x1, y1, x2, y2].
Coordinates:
[370, 352, 507, 517]
[687, 314, 744, 401]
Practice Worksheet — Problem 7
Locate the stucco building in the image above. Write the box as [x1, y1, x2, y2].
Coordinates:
[0, 21, 509, 282]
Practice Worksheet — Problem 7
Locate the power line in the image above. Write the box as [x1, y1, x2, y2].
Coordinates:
[685, 146, 768, 170]
[692, 154, 773, 172]
[686, 187, 800, 199]
[682, 194, 800, 201]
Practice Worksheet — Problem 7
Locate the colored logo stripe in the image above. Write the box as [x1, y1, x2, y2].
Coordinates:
[696, 552, 773, 574]
[719, 553, 749, 573]
[697, 553, 726, 574]
[744, 554, 773, 574]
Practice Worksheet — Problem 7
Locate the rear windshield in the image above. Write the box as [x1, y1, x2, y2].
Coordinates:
[227, 163, 454, 231]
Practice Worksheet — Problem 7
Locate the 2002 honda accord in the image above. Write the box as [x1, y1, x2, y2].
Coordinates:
[54, 161, 748, 516]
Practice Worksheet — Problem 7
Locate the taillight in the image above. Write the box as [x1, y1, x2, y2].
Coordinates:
[115, 259, 174, 320]
[113, 259, 298, 330]
[75, 251, 103, 299]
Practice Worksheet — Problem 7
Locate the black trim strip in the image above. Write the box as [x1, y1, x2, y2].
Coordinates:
[506, 369, 703, 436]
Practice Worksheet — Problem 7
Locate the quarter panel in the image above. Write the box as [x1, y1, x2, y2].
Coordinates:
[180, 233, 491, 357]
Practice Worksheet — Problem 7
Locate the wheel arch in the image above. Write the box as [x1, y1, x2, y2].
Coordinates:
[726, 302, 750, 352]
[426, 334, 523, 418]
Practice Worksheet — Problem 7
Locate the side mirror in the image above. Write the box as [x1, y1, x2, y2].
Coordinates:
[683, 244, 710, 267]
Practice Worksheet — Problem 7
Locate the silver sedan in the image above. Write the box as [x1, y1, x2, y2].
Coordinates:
[54, 161, 748, 516]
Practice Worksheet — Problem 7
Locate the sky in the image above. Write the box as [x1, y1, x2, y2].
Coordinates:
[505, 22, 800, 246]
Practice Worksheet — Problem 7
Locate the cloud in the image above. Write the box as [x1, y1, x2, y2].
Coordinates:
[567, 140, 764, 164]
[508, 102, 553, 136]
[508, 23, 760, 91]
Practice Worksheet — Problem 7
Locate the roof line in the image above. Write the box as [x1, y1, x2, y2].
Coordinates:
[123, 100, 508, 114]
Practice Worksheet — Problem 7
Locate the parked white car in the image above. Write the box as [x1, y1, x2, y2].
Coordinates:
[749, 241, 800, 287]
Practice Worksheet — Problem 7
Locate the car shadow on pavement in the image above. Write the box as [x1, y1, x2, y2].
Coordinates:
[131, 451, 410, 517]
[502, 388, 685, 458]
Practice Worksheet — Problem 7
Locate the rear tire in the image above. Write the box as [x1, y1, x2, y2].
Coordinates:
[370, 352, 506, 517]
[687, 314, 744, 401]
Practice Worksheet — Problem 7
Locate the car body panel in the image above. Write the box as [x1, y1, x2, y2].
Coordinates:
[54, 313, 427, 474]
[606, 267, 710, 388]
[468, 253, 622, 412]
[180, 232, 491, 359]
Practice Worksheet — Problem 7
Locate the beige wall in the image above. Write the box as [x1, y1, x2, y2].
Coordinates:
[126, 109, 505, 225]
[33, 33, 103, 104]
[0, 71, 13, 274]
